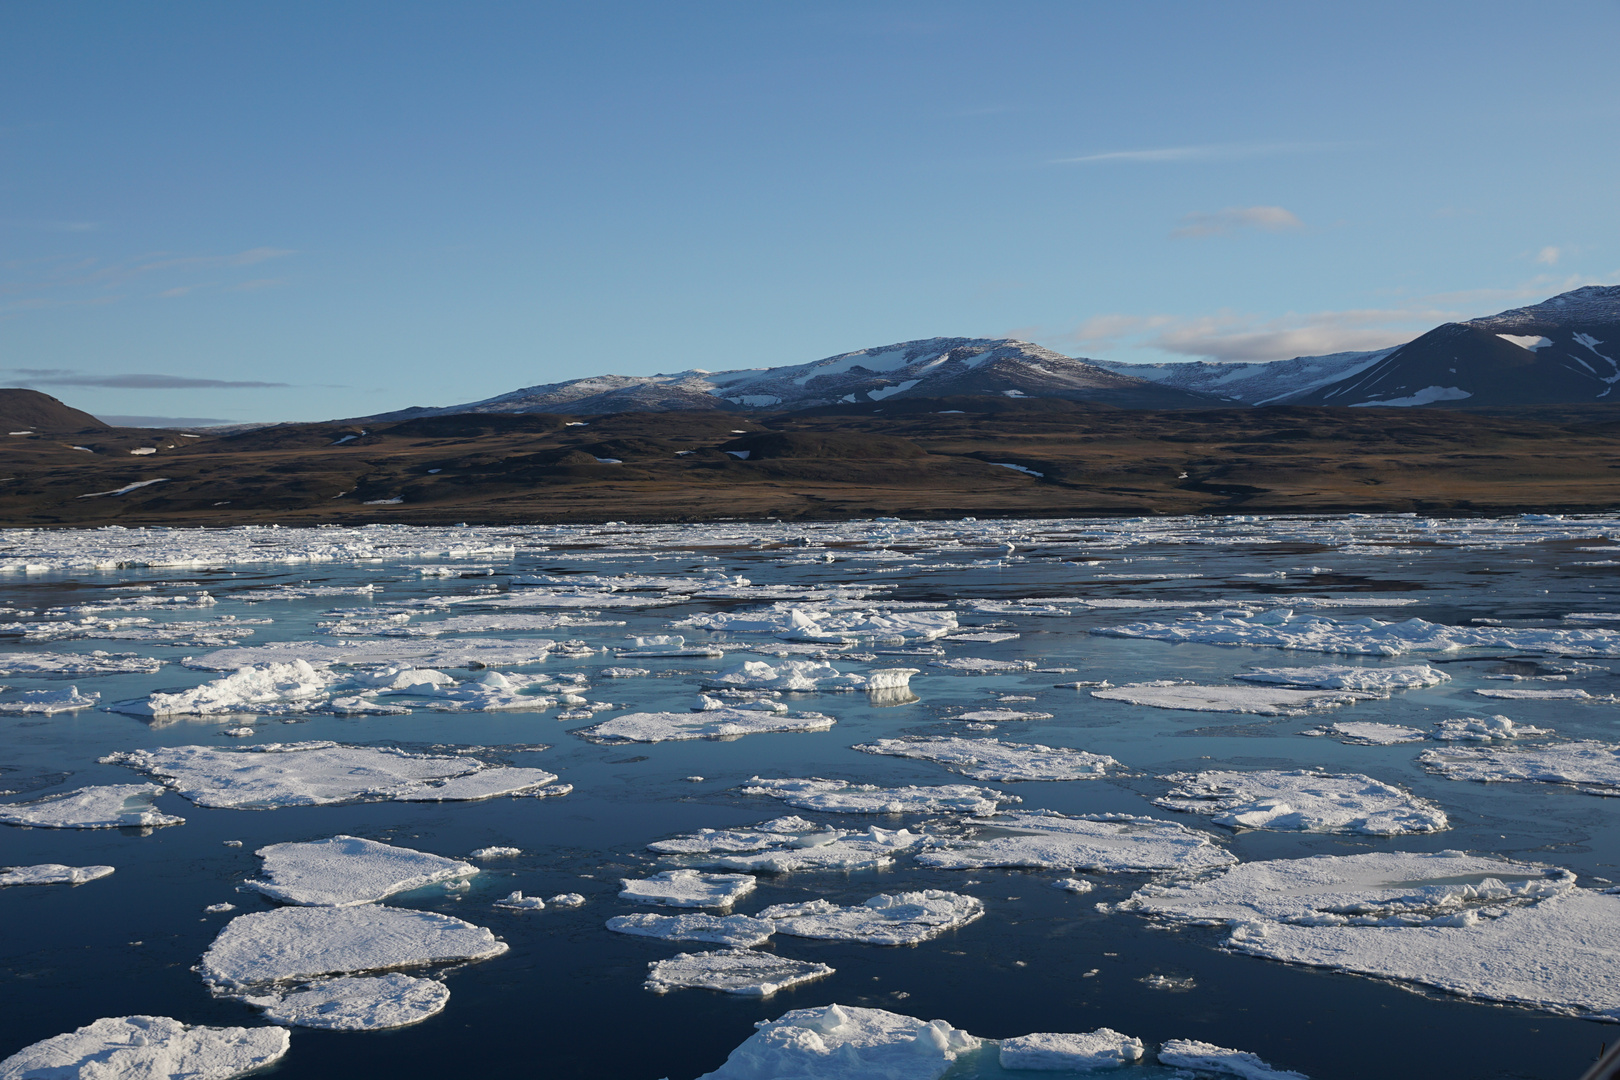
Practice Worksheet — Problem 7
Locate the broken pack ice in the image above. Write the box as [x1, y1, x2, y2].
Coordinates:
[916, 810, 1234, 873]
[854, 736, 1119, 781]
[577, 707, 835, 743]
[246, 835, 478, 906]
[644, 949, 834, 996]
[741, 777, 1014, 816]
[246, 973, 449, 1031]
[757, 890, 983, 945]
[693, 1003, 979, 1080]
[0, 863, 115, 887]
[1092, 680, 1365, 716]
[619, 869, 757, 909]
[608, 912, 777, 947]
[0, 1016, 289, 1080]
[1419, 739, 1620, 795]
[0, 784, 185, 829]
[1155, 769, 1449, 834]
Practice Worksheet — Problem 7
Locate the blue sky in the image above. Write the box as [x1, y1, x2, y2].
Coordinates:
[3, 1, 1617, 425]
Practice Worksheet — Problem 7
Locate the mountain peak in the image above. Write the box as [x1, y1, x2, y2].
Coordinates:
[1470, 284, 1620, 331]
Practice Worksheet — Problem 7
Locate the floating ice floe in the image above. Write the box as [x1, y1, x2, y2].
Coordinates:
[469, 846, 522, 859]
[948, 631, 1021, 643]
[998, 1029, 1145, 1071]
[46, 592, 218, 616]
[1431, 714, 1551, 741]
[245, 835, 478, 907]
[0, 686, 100, 714]
[112, 660, 335, 716]
[335, 612, 614, 637]
[185, 638, 558, 672]
[950, 708, 1053, 723]
[1303, 722, 1427, 745]
[0, 863, 114, 887]
[676, 826, 926, 874]
[1157, 1040, 1308, 1080]
[104, 742, 563, 808]
[1155, 770, 1448, 834]
[677, 606, 957, 643]
[1472, 687, 1597, 700]
[1420, 740, 1620, 794]
[0, 784, 184, 829]
[493, 891, 546, 911]
[1095, 609, 1620, 657]
[478, 589, 671, 609]
[199, 905, 508, 992]
[930, 657, 1037, 674]
[644, 949, 834, 996]
[1236, 663, 1449, 692]
[1052, 877, 1094, 894]
[577, 708, 834, 744]
[702, 659, 917, 694]
[853, 736, 1120, 782]
[620, 870, 757, 908]
[1120, 849, 1620, 1022]
[916, 810, 1234, 873]
[694, 1003, 979, 1080]
[0, 1015, 289, 1080]
[246, 973, 449, 1031]
[741, 777, 1014, 816]
[0, 650, 162, 676]
[1092, 681, 1363, 716]
[757, 891, 983, 945]
[597, 666, 649, 678]
[608, 912, 777, 947]
[648, 816, 834, 855]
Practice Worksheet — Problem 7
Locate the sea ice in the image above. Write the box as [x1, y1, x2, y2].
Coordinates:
[1431, 715, 1551, 741]
[577, 708, 835, 743]
[951, 708, 1053, 722]
[493, 891, 546, 911]
[1472, 687, 1594, 700]
[644, 949, 834, 996]
[0, 863, 115, 887]
[246, 835, 478, 906]
[1419, 740, 1620, 794]
[113, 660, 335, 716]
[1156, 1040, 1308, 1080]
[186, 638, 557, 672]
[619, 869, 757, 908]
[930, 657, 1037, 674]
[1154, 770, 1448, 834]
[916, 810, 1234, 873]
[741, 777, 1014, 816]
[607, 912, 777, 947]
[1303, 722, 1427, 745]
[648, 816, 830, 855]
[853, 736, 1119, 781]
[757, 891, 983, 945]
[0, 784, 185, 829]
[247, 973, 449, 1031]
[677, 606, 957, 643]
[1092, 681, 1362, 716]
[0, 686, 100, 714]
[469, 846, 522, 859]
[1236, 663, 1449, 692]
[681, 826, 927, 874]
[0, 650, 162, 676]
[694, 1003, 979, 1080]
[199, 905, 508, 991]
[0, 1016, 289, 1080]
[998, 1029, 1144, 1071]
[703, 659, 916, 693]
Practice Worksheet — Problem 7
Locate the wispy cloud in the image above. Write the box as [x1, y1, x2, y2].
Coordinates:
[1535, 245, 1562, 266]
[1052, 307, 1447, 363]
[1171, 205, 1303, 239]
[1, 247, 294, 318]
[1056, 141, 1341, 165]
[5, 368, 289, 389]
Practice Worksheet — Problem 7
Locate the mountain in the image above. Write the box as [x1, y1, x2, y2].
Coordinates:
[368, 337, 1223, 420]
[1091, 349, 1395, 405]
[1293, 285, 1620, 407]
[0, 388, 109, 432]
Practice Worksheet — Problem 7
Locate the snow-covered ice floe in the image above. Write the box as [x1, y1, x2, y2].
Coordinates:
[916, 810, 1234, 873]
[1155, 770, 1448, 834]
[246, 973, 449, 1031]
[1120, 849, 1620, 1022]
[619, 870, 757, 909]
[0, 784, 184, 829]
[1096, 609, 1620, 657]
[673, 826, 926, 874]
[702, 659, 916, 693]
[676, 606, 957, 643]
[644, 949, 834, 996]
[608, 912, 777, 947]
[1472, 687, 1598, 700]
[1236, 663, 1449, 692]
[950, 708, 1053, 723]
[998, 1028, 1144, 1071]
[0, 650, 162, 676]
[853, 736, 1119, 781]
[1092, 681, 1364, 716]
[0, 863, 114, 887]
[199, 904, 507, 991]
[104, 742, 563, 808]
[693, 1004, 979, 1080]
[930, 657, 1037, 674]
[1303, 722, 1427, 746]
[577, 707, 834, 744]
[0, 1015, 289, 1080]
[1420, 740, 1620, 795]
[184, 638, 558, 672]
[741, 777, 1014, 816]
[1431, 715, 1551, 741]
[0, 686, 100, 714]
[1157, 1039, 1308, 1080]
[111, 660, 334, 716]
[757, 890, 983, 945]
[245, 835, 478, 906]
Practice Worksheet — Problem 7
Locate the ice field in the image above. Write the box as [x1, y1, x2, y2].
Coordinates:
[4, 513, 1620, 1078]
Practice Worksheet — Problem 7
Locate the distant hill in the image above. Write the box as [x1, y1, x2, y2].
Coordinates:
[0, 388, 109, 432]
[1092, 349, 1395, 405]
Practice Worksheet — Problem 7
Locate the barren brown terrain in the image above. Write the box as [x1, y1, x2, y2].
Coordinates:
[5, 394, 1620, 525]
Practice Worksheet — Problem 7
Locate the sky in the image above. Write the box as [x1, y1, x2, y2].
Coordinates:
[3, 2, 1618, 426]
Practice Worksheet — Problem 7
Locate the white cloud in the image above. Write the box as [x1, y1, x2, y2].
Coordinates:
[1051, 307, 1448, 363]
[1535, 245, 1561, 265]
[1055, 141, 1341, 165]
[1171, 206, 1304, 239]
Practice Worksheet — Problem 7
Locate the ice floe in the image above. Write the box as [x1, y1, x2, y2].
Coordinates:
[607, 912, 777, 947]
[1431, 714, 1551, 741]
[0, 686, 100, 714]
[577, 708, 834, 744]
[1157, 1040, 1308, 1080]
[620, 869, 757, 908]
[0, 863, 114, 886]
[1236, 663, 1449, 692]
[199, 904, 507, 991]
[950, 708, 1053, 723]
[930, 657, 1037, 674]
[1472, 686, 1596, 700]
[493, 891, 546, 911]
[113, 660, 334, 716]
[1155, 770, 1448, 834]
[1304, 722, 1427, 745]
[916, 810, 1234, 873]
[676, 606, 957, 643]
[185, 638, 557, 672]
[246, 973, 449, 1031]
[648, 817, 833, 855]
[104, 742, 563, 808]
[246, 835, 478, 906]
[644, 949, 834, 996]
[676, 826, 927, 874]
[0, 1016, 289, 1080]
[694, 1003, 979, 1080]
[853, 736, 1119, 781]
[758, 891, 983, 946]
[0, 784, 184, 829]
[702, 659, 916, 693]
[998, 1029, 1144, 1071]
[741, 777, 1014, 816]
[1092, 681, 1363, 716]
[0, 650, 162, 676]
[1420, 740, 1620, 794]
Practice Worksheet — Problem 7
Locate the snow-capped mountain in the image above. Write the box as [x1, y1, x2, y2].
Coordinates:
[1091, 349, 1395, 405]
[1292, 285, 1620, 407]
[370, 337, 1220, 419]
